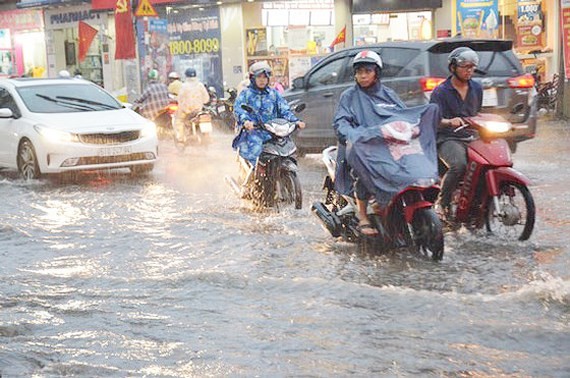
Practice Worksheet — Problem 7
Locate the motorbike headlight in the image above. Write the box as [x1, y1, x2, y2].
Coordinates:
[140, 121, 157, 138]
[34, 125, 79, 143]
[483, 121, 511, 133]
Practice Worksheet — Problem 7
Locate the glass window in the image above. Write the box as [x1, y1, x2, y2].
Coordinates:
[307, 58, 346, 87]
[346, 48, 421, 79]
[17, 83, 122, 113]
[429, 51, 522, 77]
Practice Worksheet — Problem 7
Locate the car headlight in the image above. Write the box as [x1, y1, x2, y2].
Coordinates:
[140, 121, 157, 138]
[34, 125, 79, 143]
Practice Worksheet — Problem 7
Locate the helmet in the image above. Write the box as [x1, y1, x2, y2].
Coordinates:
[448, 47, 479, 69]
[353, 50, 383, 70]
[148, 69, 159, 80]
[58, 70, 71, 78]
[185, 68, 196, 78]
[168, 71, 180, 80]
[249, 61, 272, 79]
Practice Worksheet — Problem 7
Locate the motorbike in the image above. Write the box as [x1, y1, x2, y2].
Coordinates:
[441, 112, 535, 241]
[174, 107, 213, 152]
[206, 87, 237, 133]
[311, 146, 444, 261]
[225, 103, 306, 210]
[132, 95, 177, 141]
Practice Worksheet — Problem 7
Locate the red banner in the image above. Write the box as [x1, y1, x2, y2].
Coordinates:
[78, 21, 98, 62]
[114, 0, 136, 60]
[562, 1, 570, 79]
[329, 26, 346, 49]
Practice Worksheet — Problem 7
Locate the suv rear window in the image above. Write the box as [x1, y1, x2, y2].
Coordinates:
[347, 47, 421, 79]
[429, 51, 522, 77]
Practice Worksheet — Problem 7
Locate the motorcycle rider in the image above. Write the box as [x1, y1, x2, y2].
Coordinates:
[134, 69, 170, 121]
[429, 47, 482, 219]
[174, 67, 210, 145]
[167, 71, 182, 96]
[333, 50, 407, 236]
[233, 60, 305, 166]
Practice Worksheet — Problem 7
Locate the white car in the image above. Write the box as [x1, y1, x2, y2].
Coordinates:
[0, 78, 158, 179]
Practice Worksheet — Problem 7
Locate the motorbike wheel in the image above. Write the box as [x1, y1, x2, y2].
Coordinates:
[278, 170, 302, 209]
[485, 181, 535, 241]
[404, 208, 444, 261]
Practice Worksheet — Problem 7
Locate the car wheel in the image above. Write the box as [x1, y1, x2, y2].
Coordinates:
[130, 163, 154, 176]
[17, 140, 41, 180]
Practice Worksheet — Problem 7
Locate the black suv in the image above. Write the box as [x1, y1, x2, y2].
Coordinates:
[284, 39, 537, 154]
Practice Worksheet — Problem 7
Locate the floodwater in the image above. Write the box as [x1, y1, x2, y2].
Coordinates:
[1, 121, 569, 377]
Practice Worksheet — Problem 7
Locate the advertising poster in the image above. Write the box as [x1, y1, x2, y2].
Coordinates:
[245, 28, 267, 57]
[144, 18, 171, 84]
[562, 0, 570, 79]
[516, 0, 544, 51]
[167, 7, 223, 95]
[456, 0, 499, 39]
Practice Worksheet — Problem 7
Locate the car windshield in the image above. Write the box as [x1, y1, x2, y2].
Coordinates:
[17, 83, 122, 113]
[430, 50, 522, 78]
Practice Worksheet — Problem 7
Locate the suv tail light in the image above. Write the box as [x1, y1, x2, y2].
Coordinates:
[507, 74, 535, 88]
[419, 77, 445, 92]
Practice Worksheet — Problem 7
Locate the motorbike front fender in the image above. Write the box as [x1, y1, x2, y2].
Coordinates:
[485, 167, 531, 196]
[403, 200, 434, 223]
[281, 158, 298, 173]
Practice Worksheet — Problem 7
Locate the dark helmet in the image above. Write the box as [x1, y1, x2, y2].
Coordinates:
[248, 60, 272, 79]
[448, 47, 479, 71]
[185, 68, 197, 78]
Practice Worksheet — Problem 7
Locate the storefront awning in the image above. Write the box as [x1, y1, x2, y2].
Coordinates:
[17, 0, 64, 8]
[352, 0, 442, 14]
[91, 0, 188, 11]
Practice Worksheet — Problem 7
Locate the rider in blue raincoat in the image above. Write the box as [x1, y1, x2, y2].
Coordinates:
[333, 50, 441, 235]
[232, 61, 305, 166]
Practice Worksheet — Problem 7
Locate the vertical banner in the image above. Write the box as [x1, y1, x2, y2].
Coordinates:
[516, 0, 544, 51]
[245, 28, 267, 57]
[562, 0, 570, 79]
[141, 18, 171, 84]
[114, 0, 136, 60]
[456, 0, 499, 39]
[167, 7, 223, 95]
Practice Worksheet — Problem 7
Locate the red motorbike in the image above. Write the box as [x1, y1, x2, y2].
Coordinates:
[442, 113, 535, 241]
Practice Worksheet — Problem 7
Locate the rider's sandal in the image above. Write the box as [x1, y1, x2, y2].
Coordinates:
[357, 223, 379, 237]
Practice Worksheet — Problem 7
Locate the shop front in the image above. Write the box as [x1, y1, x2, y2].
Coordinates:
[351, 0, 442, 44]
[44, 5, 110, 85]
[242, 0, 335, 91]
[0, 8, 46, 78]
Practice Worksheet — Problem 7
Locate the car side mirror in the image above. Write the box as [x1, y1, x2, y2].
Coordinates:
[293, 103, 306, 113]
[0, 108, 14, 118]
[511, 103, 525, 114]
[292, 77, 305, 90]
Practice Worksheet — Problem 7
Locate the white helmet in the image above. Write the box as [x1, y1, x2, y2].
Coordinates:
[168, 71, 180, 79]
[353, 50, 383, 71]
[58, 70, 71, 78]
[249, 60, 272, 79]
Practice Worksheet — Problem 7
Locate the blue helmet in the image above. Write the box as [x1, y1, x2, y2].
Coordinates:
[185, 68, 197, 78]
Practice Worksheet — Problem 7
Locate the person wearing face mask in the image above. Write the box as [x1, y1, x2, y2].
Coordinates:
[429, 47, 482, 220]
[232, 60, 305, 166]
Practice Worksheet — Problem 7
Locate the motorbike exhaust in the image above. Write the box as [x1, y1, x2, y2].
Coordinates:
[311, 201, 341, 238]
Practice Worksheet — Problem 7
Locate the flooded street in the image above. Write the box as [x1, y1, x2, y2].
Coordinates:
[1, 120, 569, 377]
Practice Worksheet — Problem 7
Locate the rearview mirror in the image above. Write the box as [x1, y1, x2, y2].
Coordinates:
[292, 77, 305, 90]
[0, 108, 14, 118]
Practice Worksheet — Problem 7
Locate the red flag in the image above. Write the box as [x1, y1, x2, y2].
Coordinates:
[329, 26, 346, 49]
[114, 0, 136, 60]
[78, 21, 98, 63]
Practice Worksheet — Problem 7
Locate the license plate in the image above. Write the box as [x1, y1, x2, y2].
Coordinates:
[98, 145, 132, 156]
[217, 105, 226, 112]
[482, 88, 498, 107]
